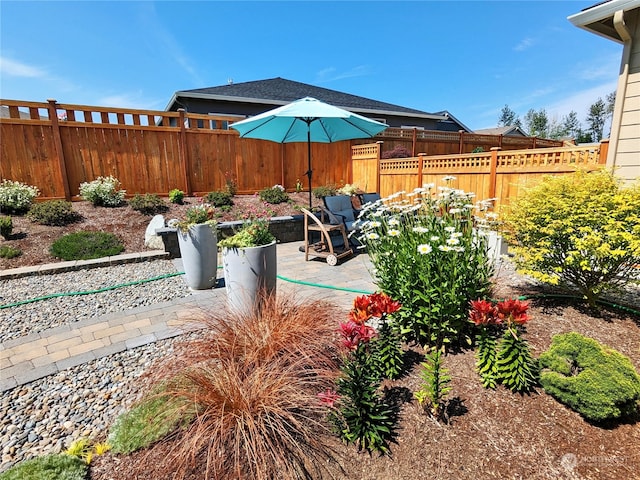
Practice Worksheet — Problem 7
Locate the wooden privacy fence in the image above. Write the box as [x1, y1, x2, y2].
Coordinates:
[352, 141, 608, 210]
[1, 98, 565, 201]
[0, 99, 353, 200]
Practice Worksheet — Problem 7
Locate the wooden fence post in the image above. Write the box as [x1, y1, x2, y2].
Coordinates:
[598, 139, 609, 164]
[489, 147, 500, 199]
[412, 128, 417, 157]
[459, 130, 465, 154]
[376, 141, 383, 193]
[47, 99, 72, 201]
[178, 109, 192, 195]
[417, 153, 425, 190]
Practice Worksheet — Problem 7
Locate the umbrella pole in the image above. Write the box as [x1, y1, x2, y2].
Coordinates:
[307, 129, 312, 209]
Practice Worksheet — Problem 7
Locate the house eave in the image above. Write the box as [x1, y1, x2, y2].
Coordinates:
[568, 0, 640, 43]
[168, 91, 446, 121]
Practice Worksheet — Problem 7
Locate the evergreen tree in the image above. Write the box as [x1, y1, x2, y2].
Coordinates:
[524, 109, 549, 138]
[561, 111, 582, 140]
[586, 98, 607, 141]
[497, 104, 519, 127]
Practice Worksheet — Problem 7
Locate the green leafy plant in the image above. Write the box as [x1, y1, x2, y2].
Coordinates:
[79, 176, 126, 207]
[0, 215, 13, 239]
[539, 332, 640, 422]
[50, 231, 124, 260]
[205, 190, 233, 207]
[0, 453, 87, 480]
[414, 346, 452, 421]
[258, 184, 289, 204]
[295, 178, 303, 193]
[0, 245, 21, 258]
[469, 299, 538, 393]
[128, 193, 168, 215]
[327, 293, 400, 453]
[27, 200, 77, 226]
[175, 203, 217, 232]
[503, 169, 640, 307]
[168, 188, 185, 204]
[338, 183, 362, 196]
[0, 179, 40, 214]
[355, 181, 494, 347]
[219, 219, 274, 248]
[312, 184, 338, 199]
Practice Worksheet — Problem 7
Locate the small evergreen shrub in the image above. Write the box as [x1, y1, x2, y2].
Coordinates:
[0, 215, 13, 239]
[205, 190, 233, 207]
[312, 184, 338, 199]
[414, 347, 452, 422]
[0, 245, 21, 258]
[27, 200, 77, 226]
[79, 176, 126, 207]
[128, 193, 168, 215]
[539, 332, 640, 422]
[259, 185, 289, 204]
[504, 170, 640, 307]
[381, 145, 412, 159]
[168, 188, 185, 204]
[0, 453, 87, 480]
[0, 179, 40, 214]
[50, 231, 124, 260]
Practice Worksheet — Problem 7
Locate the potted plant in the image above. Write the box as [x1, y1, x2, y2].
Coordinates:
[175, 203, 218, 290]
[219, 216, 277, 315]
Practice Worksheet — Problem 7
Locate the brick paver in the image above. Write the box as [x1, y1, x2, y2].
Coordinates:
[0, 242, 375, 392]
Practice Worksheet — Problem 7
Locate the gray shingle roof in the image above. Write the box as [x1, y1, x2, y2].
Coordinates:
[176, 77, 439, 118]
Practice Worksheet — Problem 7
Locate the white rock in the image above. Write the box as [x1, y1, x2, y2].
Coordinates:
[144, 215, 166, 249]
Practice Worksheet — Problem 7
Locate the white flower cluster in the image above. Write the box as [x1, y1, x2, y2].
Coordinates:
[79, 176, 126, 207]
[0, 179, 40, 212]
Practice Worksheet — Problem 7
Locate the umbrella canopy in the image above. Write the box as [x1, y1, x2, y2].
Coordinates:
[230, 97, 388, 207]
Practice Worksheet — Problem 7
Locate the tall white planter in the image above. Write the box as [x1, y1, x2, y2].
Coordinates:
[177, 223, 218, 290]
[222, 240, 277, 315]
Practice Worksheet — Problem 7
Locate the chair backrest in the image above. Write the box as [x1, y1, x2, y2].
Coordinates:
[360, 192, 381, 205]
[323, 195, 355, 224]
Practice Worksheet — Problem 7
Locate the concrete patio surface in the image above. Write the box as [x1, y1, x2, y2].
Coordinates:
[0, 242, 375, 392]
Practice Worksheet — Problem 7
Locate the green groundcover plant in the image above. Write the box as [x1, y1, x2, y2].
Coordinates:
[0, 179, 40, 214]
[0, 215, 13, 239]
[50, 231, 124, 260]
[503, 169, 640, 307]
[0, 454, 87, 480]
[27, 200, 77, 226]
[539, 332, 640, 423]
[354, 180, 494, 347]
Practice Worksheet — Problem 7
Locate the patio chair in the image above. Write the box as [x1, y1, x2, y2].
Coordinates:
[359, 192, 381, 205]
[300, 207, 353, 266]
[322, 195, 358, 233]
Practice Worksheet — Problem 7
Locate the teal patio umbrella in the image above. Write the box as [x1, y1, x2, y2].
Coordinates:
[230, 97, 388, 208]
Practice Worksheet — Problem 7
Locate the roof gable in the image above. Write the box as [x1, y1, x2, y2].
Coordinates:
[474, 125, 528, 137]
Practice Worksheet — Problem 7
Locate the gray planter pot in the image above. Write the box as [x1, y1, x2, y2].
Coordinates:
[222, 240, 277, 315]
[177, 223, 218, 290]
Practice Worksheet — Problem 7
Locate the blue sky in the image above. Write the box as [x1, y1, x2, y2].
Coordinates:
[0, 1, 622, 131]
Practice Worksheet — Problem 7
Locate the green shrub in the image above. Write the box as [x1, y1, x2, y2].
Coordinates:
[0, 453, 87, 480]
[50, 231, 124, 260]
[312, 184, 338, 199]
[27, 200, 77, 226]
[128, 193, 168, 215]
[356, 183, 493, 347]
[259, 185, 289, 204]
[0, 245, 21, 259]
[539, 332, 640, 422]
[109, 391, 195, 454]
[504, 170, 640, 307]
[79, 176, 126, 207]
[204, 190, 233, 207]
[0, 215, 13, 239]
[168, 188, 185, 204]
[0, 179, 40, 214]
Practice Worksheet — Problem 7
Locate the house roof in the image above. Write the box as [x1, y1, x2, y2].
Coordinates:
[166, 77, 446, 121]
[474, 125, 528, 137]
[433, 110, 473, 133]
[568, 0, 640, 43]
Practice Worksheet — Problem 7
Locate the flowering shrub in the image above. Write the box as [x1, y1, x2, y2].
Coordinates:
[258, 185, 289, 204]
[79, 176, 125, 207]
[355, 181, 493, 347]
[469, 298, 538, 393]
[381, 145, 412, 159]
[338, 183, 362, 196]
[325, 293, 401, 453]
[503, 169, 640, 307]
[0, 179, 40, 213]
[224, 171, 237, 196]
[175, 202, 217, 232]
[220, 203, 275, 248]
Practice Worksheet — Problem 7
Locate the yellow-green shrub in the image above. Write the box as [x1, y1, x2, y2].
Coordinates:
[503, 170, 640, 306]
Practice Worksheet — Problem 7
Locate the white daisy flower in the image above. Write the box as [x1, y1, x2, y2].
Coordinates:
[417, 244, 432, 255]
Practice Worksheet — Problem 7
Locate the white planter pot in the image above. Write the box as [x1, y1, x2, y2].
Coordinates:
[222, 240, 277, 315]
[177, 223, 218, 290]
